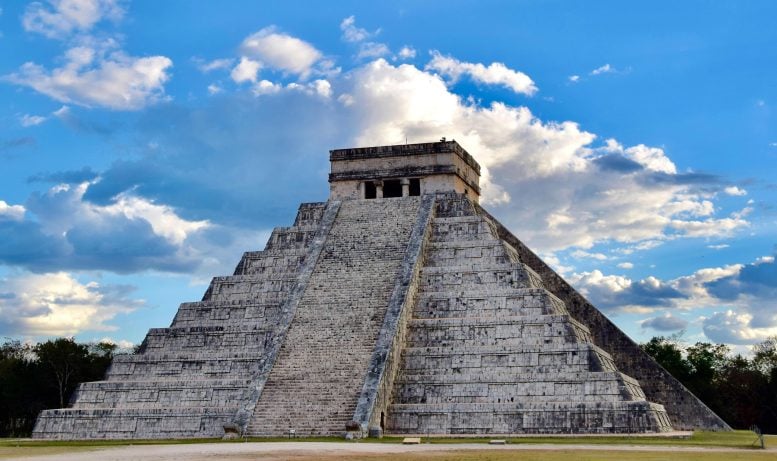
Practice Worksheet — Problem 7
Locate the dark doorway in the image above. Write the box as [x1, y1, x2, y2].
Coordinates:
[380, 411, 385, 431]
[383, 179, 402, 198]
[409, 178, 421, 196]
[365, 181, 376, 199]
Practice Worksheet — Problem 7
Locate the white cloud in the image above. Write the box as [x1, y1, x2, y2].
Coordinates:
[724, 186, 747, 196]
[618, 262, 634, 269]
[20, 114, 48, 127]
[340, 15, 374, 43]
[22, 0, 125, 39]
[338, 59, 746, 250]
[230, 57, 261, 84]
[311, 79, 332, 98]
[0, 200, 26, 221]
[397, 46, 416, 60]
[426, 51, 538, 96]
[252, 80, 282, 96]
[707, 244, 730, 250]
[5, 43, 173, 110]
[207, 83, 223, 95]
[358, 42, 391, 59]
[567, 254, 777, 345]
[703, 310, 777, 345]
[100, 192, 209, 246]
[194, 57, 234, 73]
[591, 63, 614, 75]
[0, 272, 142, 336]
[571, 249, 608, 260]
[668, 208, 749, 238]
[568, 75, 580, 83]
[240, 27, 322, 78]
[641, 313, 688, 332]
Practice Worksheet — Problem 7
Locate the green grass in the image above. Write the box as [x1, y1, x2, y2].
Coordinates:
[0, 430, 772, 450]
[379, 430, 773, 449]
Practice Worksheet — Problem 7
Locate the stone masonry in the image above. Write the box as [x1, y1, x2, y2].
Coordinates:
[34, 141, 728, 439]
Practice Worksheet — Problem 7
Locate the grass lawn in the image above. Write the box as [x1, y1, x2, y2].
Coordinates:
[0, 430, 774, 460]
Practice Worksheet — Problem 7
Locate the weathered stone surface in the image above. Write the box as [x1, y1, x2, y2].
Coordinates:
[33, 141, 727, 439]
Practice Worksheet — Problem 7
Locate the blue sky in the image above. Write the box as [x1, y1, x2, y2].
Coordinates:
[1, 0, 776, 352]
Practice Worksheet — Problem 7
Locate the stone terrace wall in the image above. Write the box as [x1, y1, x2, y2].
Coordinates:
[475, 204, 730, 431]
[33, 202, 336, 440]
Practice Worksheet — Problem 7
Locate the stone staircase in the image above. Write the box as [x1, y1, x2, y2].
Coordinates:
[386, 195, 672, 434]
[33, 203, 331, 439]
[247, 197, 423, 436]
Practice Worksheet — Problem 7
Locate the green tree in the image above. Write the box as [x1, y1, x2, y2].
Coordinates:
[640, 336, 693, 383]
[34, 338, 91, 407]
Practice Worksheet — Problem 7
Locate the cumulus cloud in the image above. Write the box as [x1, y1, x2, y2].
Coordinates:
[240, 27, 322, 78]
[0, 182, 209, 273]
[724, 186, 747, 196]
[641, 313, 688, 332]
[0, 200, 26, 221]
[617, 262, 634, 269]
[397, 46, 417, 60]
[358, 42, 391, 59]
[231, 57, 261, 83]
[571, 250, 608, 260]
[568, 75, 580, 83]
[571, 255, 777, 345]
[426, 51, 537, 95]
[193, 57, 234, 73]
[22, 0, 125, 39]
[570, 270, 686, 312]
[20, 114, 48, 127]
[703, 310, 777, 345]
[0, 272, 142, 336]
[340, 15, 374, 43]
[591, 64, 614, 75]
[5, 42, 173, 110]
[23, 57, 747, 276]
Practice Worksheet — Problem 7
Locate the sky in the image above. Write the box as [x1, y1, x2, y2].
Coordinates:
[0, 0, 776, 353]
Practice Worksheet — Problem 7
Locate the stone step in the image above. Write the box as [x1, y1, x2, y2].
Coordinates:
[399, 343, 618, 374]
[247, 196, 423, 436]
[420, 263, 543, 288]
[393, 372, 646, 404]
[414, 288, 568, 318]
[34, 407, 237, 440]
[386, 400, 672, 435]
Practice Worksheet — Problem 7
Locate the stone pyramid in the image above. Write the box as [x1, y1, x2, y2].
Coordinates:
[34, 141, 728, 439]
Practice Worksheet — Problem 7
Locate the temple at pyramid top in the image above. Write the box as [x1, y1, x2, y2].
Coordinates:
[329, 139, 481, 202]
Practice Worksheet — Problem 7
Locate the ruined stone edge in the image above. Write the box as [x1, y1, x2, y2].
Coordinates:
[352, 194, 436, 433]
[232, 200, 342, 433]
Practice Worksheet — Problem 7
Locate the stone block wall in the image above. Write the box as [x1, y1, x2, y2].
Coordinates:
[33, 202, 332, 439]
[385, 194, 673, 435]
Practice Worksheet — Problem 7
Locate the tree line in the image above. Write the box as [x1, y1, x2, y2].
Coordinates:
[0, 335, 775, 437]
[0, 338, 118, 437]
[641, 335, 777, 433]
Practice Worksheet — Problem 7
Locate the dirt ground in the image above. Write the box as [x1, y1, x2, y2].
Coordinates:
[2, 442, 777, 461]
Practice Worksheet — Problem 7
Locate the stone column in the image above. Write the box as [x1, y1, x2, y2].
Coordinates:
[375, 181, 384, 198]
[400, 178, 410, 197]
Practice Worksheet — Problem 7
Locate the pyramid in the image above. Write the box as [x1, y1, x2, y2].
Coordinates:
[34, 141, 728, 439]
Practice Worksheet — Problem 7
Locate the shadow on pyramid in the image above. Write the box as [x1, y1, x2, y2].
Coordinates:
[34, 141, 729, 439]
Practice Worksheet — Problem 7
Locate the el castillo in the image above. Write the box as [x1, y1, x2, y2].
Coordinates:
[32, 140, 730, 440]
